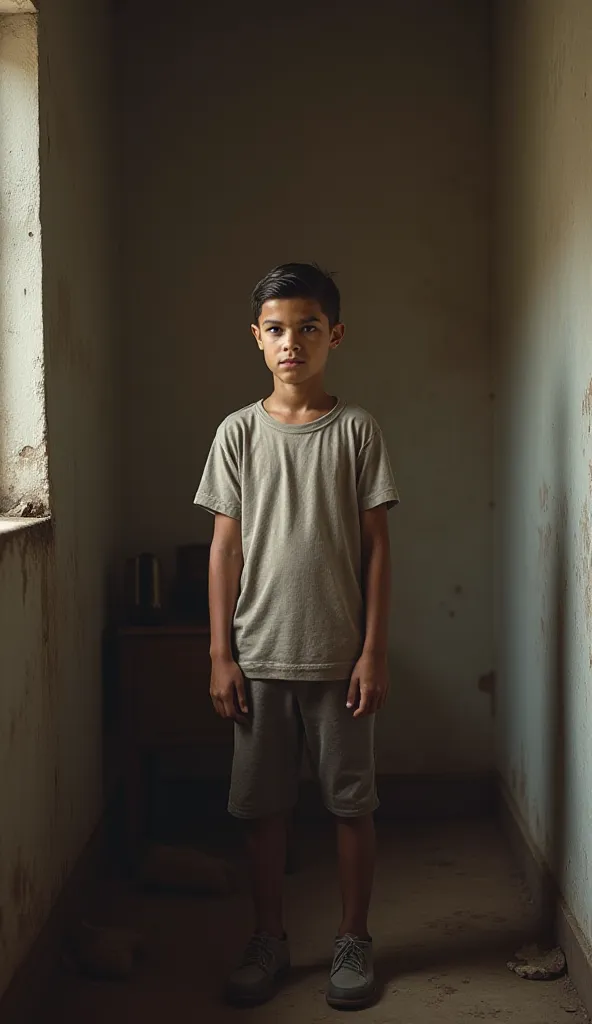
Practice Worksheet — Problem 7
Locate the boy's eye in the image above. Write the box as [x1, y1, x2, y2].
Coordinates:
[267, 327, 282, 335]
[302, 325, 317, 334]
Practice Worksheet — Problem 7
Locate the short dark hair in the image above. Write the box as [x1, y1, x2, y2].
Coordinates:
[251, 263, 341, 327]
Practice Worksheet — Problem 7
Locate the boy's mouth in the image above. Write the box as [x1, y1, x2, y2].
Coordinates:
[279, 359, 305, 367]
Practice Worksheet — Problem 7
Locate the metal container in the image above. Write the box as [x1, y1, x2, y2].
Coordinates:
[125, 552, 163, 626]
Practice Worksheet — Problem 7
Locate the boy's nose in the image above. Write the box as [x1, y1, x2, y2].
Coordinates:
[283, 334, 301, 351]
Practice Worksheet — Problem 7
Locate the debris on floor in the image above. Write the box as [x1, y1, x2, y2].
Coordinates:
[507, 944, 567, 980]
[140, 843, 235, 896]
[558, 978, 591, 1018]
[63, 922, 144, 980]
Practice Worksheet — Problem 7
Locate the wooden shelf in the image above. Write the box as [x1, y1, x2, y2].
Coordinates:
[116, 623, 232, 864]
[117, 623, 210, 637]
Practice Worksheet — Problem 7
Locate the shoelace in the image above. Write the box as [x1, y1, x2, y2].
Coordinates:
[331, 937, 367, 977]
[242, 935, 275, 974]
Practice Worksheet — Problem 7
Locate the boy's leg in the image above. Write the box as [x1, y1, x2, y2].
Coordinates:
[336, 812, 375, 939]
[247, 813, 288, 938]
[301, 681, 378, 1009]
[225, 680, 301, 1005]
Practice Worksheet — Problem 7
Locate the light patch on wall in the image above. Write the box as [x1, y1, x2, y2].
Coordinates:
[0, 2, 36, 12]
[0, 13, 48, 516]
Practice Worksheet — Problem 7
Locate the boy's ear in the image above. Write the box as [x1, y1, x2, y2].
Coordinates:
[329, 322, 345, 350]
[251, 323, 264, 351]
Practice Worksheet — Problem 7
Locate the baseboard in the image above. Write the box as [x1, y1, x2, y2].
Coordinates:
[0, 816, 107, 1024]
[498, 778, 592, 1017]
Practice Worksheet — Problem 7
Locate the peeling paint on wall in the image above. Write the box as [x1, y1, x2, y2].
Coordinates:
[582, 379, 592, 420]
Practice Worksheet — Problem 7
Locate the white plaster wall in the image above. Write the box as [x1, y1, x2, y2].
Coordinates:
[120, 0, 494, 774]
[495, 0, 592, 948]
[0, 15, 48, 513]
[0, 0, 117, 999]
[0, 3, 36, 12]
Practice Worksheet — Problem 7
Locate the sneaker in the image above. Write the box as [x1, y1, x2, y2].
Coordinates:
[326, 934, 376, 1009]
[225, 933, 290, 1005]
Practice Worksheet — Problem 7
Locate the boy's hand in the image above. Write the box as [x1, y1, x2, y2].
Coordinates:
[347, 653, 389, 718]
[210, 656, 248, 723]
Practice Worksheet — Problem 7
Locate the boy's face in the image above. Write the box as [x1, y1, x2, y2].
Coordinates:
[252, 297, 344, 386]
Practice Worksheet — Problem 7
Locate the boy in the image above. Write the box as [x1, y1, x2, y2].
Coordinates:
[195, 263, 398, 1010]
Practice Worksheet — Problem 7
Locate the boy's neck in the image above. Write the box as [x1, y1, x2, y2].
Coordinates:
[264, 377, 337, 424]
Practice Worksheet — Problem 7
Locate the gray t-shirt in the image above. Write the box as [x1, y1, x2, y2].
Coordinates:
[195, 399, 399, 681]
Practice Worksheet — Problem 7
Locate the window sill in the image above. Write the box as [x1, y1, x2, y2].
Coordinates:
[0, 515, 51, 536]
[0, 517, 52, 557]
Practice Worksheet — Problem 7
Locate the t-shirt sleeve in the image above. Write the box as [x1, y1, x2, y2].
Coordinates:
[194, 431, 241, 520]
[356, 430, 400, 512]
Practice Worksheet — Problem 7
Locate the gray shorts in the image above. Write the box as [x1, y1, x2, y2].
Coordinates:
[228, 679, 379, 820]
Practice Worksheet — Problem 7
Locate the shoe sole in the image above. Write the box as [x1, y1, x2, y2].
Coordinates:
[326, 985, 376, 1011]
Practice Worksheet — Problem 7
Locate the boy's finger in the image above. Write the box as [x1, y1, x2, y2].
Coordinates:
[229, 694, 248, 724]
[235, 678, 249, 714]
[353, 691, 369, 718]
[346, 678, 359, 709]
[224, 695, 239, 720]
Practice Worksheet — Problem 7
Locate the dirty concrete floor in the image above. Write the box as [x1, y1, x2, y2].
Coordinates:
[43, 819, 588, 1023]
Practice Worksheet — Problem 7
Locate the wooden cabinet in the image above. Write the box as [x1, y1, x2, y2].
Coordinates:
[118, 625, 232, 862]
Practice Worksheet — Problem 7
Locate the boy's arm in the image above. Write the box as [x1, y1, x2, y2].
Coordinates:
[347, 504, 391, 718]
[208, 513, 248, 721]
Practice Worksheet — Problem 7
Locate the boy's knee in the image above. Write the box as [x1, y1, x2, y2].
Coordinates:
[333, 811, 375, 826]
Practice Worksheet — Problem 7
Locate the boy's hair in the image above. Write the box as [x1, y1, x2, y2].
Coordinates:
[251, 263, 341, 327]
